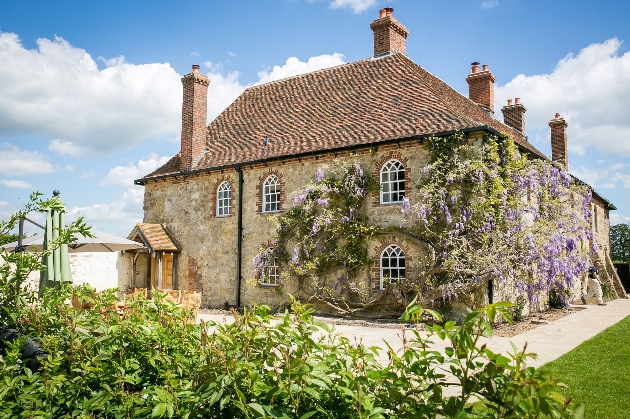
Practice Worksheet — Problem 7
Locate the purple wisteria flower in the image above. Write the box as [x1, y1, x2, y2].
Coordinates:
[315, 168, 325, 183]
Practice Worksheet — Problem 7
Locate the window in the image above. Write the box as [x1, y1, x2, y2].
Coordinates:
[380, 245, 405, 290]
[380, 160, 405, 204]
[260, 248, 279, 286]
[263, 175, 280, 213]
[216, 181, 231, 216]
[594, 206, 599, 233]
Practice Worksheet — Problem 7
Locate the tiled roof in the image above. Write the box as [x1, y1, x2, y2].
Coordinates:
[127, 223, 181, 252]
[143, 53, 546, 180]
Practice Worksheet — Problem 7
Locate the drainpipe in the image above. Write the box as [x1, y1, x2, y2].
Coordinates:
[236, 166, 243, 308]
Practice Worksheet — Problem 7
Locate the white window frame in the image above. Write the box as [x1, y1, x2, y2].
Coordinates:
[380, 160, 405, 204]
[380, 245, 405, 290]
[263, 175, 280, 213]
[216, 181, 231, 217]
[260, 248, 279, 286]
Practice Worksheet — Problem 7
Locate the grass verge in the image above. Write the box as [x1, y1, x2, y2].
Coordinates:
[544, 314, 630, 419]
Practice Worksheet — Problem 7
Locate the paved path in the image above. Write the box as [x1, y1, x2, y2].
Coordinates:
[198, 297, 630, 368]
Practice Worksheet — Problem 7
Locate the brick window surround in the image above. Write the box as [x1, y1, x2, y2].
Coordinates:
[372, 237, 412, 291]
[372, 152, 410, 207]
[210, 175, 234, 218]
[257, 169, 285, 214]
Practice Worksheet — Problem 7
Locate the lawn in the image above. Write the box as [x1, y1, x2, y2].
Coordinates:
[543, 314, 630, 419]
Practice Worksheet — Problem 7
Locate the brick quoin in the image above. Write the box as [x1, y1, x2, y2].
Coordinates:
[371, 237, 412, 291]
[372, 151, 410, 207]
[370, 8, 408, 56]
[549, 113, 569, 168]
[188, 255, 199, 292]
[466, 62, 496, 115]
[180, 65, 210, 171]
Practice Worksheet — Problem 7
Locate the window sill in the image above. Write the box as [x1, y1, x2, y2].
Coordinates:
[379, 201, 403, 206]
[261, 211, 281, 215]
[216, 214, 231, 218]
[259, 283, 279, 288]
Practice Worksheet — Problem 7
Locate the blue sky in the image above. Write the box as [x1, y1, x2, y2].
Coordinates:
[1, 0, 629, 236]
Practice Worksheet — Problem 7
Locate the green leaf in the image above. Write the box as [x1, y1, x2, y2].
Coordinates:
[299, 411, 318, 419]
[248, 402, 266, 417]
[151, 403, 167, 418]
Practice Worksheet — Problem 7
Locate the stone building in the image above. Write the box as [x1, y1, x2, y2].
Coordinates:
[133, 8, 621, 309]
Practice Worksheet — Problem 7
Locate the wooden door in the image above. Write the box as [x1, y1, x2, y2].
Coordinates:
[162, 254, 174, 289]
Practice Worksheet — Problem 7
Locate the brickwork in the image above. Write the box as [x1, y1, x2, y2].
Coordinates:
[549, 114, 568, 168]
[180, 65, 210, 171]
[209, 174, 235, 218]
[371, 237, 413, 291]
[372, 150, 410, 206]
[466, 64, 496, 115]
[501, 99, 527, 136]
[370, 8, 409, 56]
[188, 255, 199, 292]
[256, 168, 286, 214]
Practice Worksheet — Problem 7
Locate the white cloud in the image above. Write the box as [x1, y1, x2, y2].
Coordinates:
[572, 163, 630, 190]
[65, 165, 74, 172]
[0, 179, 31, 188]
[67, 187, 144, 234]
[481, 1, 499, 9]
[329, 0, 378, 13]
[80, 171, 95, 179]
[0, 143, 54, 175]
[0, 32, 348, 153]
[0, 33, 181, 155]
[227, 51, 236, 57]
[610, 213, 630, 225]
[0, 201, 8, 206]
[256, 53, 346, 85]
[495, 38, 630, 156]
[190, 51, 200, 57]
[100, 154, 171, 187]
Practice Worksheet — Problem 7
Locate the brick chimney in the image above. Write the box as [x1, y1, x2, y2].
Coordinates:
[549, 113, 568, 167]
[501, 98, 527, 136]
[466, 62, 496, 115]
[180, 64, 210, 171]
[370, 7, 409, 57]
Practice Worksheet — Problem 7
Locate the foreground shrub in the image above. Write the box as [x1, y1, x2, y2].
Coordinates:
[0, 287, 584, 418]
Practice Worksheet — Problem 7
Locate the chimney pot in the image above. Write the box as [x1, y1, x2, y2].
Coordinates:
[180, 65, 210, 171]
[549, 114, 569, 168]
[370, 7, 409, 56]
[502, 98, 527, 136]
[466, 62, 496, 115]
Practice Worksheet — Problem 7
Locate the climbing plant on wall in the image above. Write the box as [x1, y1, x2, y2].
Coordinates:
[254, 133, 594, 314]
[400, 132, 593, 307]
[253, 162, 380, 308]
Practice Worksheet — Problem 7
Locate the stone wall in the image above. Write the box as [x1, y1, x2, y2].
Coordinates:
[143, 141, 430, 308]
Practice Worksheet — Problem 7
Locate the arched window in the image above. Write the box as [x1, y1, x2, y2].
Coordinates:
[263, 175, 280, 213]
[380, 245, 405, 290]
[261, 248, 279, 286]
[380, 160, 405, 204]
[216, 181, 231, 216]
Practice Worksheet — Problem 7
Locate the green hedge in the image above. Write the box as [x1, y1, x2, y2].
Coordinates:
[0, 287, 584, 418]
